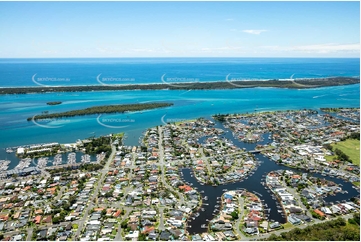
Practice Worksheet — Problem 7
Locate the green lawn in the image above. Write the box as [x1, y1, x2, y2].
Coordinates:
[282, 222, 294, 229]
[332, 139, 360, 166]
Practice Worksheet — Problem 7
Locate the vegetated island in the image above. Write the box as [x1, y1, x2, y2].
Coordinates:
[1, 77, 359, 95]
[46, 101, 62, 105]
[27, 102, 173, 121]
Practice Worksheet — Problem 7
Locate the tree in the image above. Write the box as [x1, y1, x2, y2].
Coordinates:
[230, 211, 239, 220]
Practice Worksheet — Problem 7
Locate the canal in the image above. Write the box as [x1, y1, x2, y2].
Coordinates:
[181, 119, 360, 234]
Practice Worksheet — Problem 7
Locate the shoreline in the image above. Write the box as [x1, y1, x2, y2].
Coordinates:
[0, 77, 359, 95]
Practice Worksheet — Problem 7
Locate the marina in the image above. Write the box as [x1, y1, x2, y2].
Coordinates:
[53, 154, 63, 166]
[37, 157, 49, 169]
[67, 152, 77, 164]
[14, 158, 31, 170]
[0, 160, 10, 171]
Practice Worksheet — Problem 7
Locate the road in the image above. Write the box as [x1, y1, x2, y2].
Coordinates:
[115, 208, 132, 241]
[157, 126, 185, 206]
[73, 144, 116, 239]
[234, 195, 246, 240]
[158, 207, 165, 231]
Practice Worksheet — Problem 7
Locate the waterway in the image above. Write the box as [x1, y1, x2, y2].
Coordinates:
[181, 119, 360, 234]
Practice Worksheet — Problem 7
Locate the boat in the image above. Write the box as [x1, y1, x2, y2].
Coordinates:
[6, 148, 14, 153]
[201, 224, 207, 228]
[195, 213, 200, 217]
[204, 196, 208, 201]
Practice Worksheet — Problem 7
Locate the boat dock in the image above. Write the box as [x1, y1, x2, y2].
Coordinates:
[67, 152, 76, 164]
[0, 167, 40, 179]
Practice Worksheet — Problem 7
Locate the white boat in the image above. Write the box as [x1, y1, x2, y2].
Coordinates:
[6, 148, 14, 153]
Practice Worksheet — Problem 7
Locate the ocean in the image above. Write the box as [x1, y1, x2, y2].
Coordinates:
[0, 58, 359, 168]
[0, 58, 359, 87]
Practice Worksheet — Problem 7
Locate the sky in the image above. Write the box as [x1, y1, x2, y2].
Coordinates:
[0, 1, 359, 58]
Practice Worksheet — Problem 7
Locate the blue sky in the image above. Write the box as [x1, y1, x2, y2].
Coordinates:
[0, 1, 359, 58]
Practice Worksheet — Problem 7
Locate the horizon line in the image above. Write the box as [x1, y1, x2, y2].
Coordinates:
[0, 56, 359, 59]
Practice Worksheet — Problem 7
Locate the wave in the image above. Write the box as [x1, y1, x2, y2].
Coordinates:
[312, 95, 327, 99]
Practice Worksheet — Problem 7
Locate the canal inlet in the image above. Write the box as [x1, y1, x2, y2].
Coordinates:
[181, 119, 360, 234]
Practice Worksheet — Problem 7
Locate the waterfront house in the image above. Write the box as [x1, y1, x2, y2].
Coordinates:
[269, 221, 281, 229]
[287, 215, 301, 225]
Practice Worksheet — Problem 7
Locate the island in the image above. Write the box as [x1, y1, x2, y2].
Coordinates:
[0, 77, 359, 95]
[27, 102, 173, 121]
[46, 101, 62, 105]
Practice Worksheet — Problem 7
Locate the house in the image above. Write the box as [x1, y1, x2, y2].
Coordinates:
[159, 230, 172, 240]
[314, 209, 326, 217]
[269, 221, 281, 229]
[288, 215, 301, 225]
[288, 207, 303, 214]
[37, 229, 48, 240]
[34, 215, 42, 224]
[42, 215, 52, 224]
[148, 232, 158, 240]
[223, 230, 236, 238]
[169, 229, 183, 238]
[321, 207, 333, 215]
[191, 234, 202, 241]
[244, 227, 257, 234]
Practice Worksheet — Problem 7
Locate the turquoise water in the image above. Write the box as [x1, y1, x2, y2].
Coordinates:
[0, 84, 359, 150]
[0, 58, 359, 168]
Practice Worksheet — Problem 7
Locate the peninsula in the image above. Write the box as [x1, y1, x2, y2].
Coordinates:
[1, 77, 359, 95]
[27, 102, 173, 121]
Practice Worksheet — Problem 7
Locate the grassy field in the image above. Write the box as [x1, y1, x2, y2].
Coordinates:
[326, 139, 360, 166]
[282, 222, 294, 229]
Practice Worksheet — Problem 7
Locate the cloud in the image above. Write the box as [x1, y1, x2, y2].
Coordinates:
[260, 43, 360, 54]
[225, 18, 234, 21]
[200, 46, 243, 53]
[242, 29, 268, 35]
[291, 43, 360, 53]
